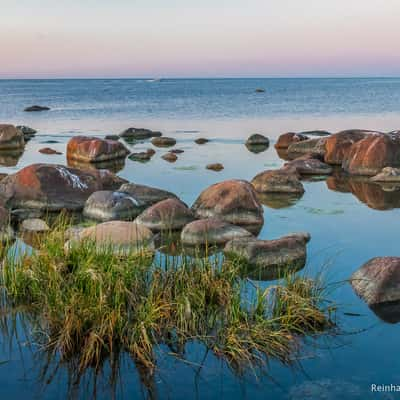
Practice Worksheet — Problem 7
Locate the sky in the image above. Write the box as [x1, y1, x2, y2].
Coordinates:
[1, 0, 400, 78]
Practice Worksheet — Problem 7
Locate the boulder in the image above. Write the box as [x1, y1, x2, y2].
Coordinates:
[251, 169, 305, 193]
[24, 105, 50, 112]
[343, 133, 400, 176]
[67, 136, 129, 163]
[39, 147, 62, 155]
[119, 128, 162, 140]
[224, 233, 310, 279]
[0, 164, 126, 211]
[147, 148, 156, 156]
[351, 257, 400, 306]
[16, 125, 37, 137]
[206, 163, 224, 171]
[105, 135, 120, 141]
[136, 198, 194, 232]
[181, 218, 253, 246]
[83, 191, 142, 221]
[287, 138, 327, 159]
[21, 218, 49, 232]
[371, 167, 400, 182]
[129, 152, 153, 162]
[324, 129, 374, 165]
[194, 138, 209, 145]
[118, 183, 178, 208]
[68, 221, 154, 254]
[245, 134, 269, 146]
[151, 137, 176, 147]
[275, 132, 308, 149]
[162, 152, 178, 162]
[191, 179, 264, 234]
[299, 130, 331, 137]
[0, 124, 25, 151]
[284, 157, 332, 175]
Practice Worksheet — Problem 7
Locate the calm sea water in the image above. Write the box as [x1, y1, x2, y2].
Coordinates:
[0, 78, 400, 399]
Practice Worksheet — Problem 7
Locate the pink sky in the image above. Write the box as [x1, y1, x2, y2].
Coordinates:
[1, 0, 400, 78]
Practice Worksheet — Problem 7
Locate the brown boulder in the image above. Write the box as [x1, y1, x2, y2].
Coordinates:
[343, 133, 400, 176]
[39, 147, 62, 155]
[67, 136, 129, 163]
[287, 138, 327, 159]
[284, 157, 332, 175]
[136, 198, 194, 232]
[151, 137, 176, 147]
[206, 163, 224, 171]
[275, 132, 308, 149]
[251, 169, 305, 193]
[192, 179, 264, 234]
[0, 124, 25, 151]
[162, 152, 178, 162]
[324, 129, 375, 165]
[0, 163, 126, 211]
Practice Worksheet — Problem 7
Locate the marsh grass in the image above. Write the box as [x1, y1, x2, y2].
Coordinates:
[0, 218, 336, 378]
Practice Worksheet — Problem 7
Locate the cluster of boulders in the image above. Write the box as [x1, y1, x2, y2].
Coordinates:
[0, 163, 310, 279]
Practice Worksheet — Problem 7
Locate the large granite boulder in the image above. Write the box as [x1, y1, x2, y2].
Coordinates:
[251, 169, 305, 193]
[181, 218, 253, 246]
[83, 191, 142, 221]
[351, 257, 400, 306]
[0, 124, 25, 151]
[67, 136, 129, 163]
[118, 183, 178, 209]
[0, 164, 126, 211]
[284, 157, 332, 175]
[136, 198, 195, 232]
[67, 221, 154, 254]
[324, 129, 374, 165]
[287, 138, 327, 159]
[275, 132, 308, 149]
[343, 133, 400, 176]
[191, 179, 264, 234]
[224, 233, 310, 279]
[119, 127, 162, 140]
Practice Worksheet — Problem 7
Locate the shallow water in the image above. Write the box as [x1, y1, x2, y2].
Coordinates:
[1, 78, 400, 399]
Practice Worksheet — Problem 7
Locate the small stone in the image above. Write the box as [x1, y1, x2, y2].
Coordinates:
[21, 218, 49, 233]
[24, 105, 50, 112]
[119, 128, 162, 139]
[162, 152, 178, 162]
[39, 147, 62, 155]
[206, 163, 224, 171]
[151, 137, 176, 147]
[170, 149, 184, 154]
[129, 152, 153, 162]
[194, 138, 209, 145]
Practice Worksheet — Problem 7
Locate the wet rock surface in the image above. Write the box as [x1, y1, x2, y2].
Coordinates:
[0, 124, 25, 151]
[151, 137, 176, 147]
[275, 132, 308, 149]
[251, 169, 305, 193]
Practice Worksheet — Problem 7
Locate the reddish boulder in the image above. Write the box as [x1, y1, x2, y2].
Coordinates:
[39, 147, 62, 155]
[324, 129, 375, 165]
[343, 133, 400, 176]
[67, 136, 129, 163]
[192, 179, 264, 234]
[275, 132, 308, 149]
[0, 163, 126, 211]
[0, 124, 25, 151]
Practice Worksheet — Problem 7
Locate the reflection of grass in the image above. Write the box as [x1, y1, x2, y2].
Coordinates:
[302, 207, 344, 215]
[173, 165, 198, 171]
[0, 219, 335, 378]
[263, 162, 279, 167]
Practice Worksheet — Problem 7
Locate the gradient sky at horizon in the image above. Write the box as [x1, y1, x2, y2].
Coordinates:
[1, 0, 400, 78]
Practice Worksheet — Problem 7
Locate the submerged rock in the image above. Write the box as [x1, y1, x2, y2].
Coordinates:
[119, 127, 162, 140]
[39, 147, 62, 155]
[24, 105, 50, 112]
[246, 133, 269, 146]
[351, 257, 400, 306]
[206, 163, 224, 171]
[275, 132, 308, 149]
[83, 191, 142, 221]
[343, 133, 400, 176]
[118, 183, 178, 209]
[0, 163, 126, 211]
[136, 198, 194, 232]
[68, 221, 154, 254]
[324, 129, 375, 165]
[181, 218, 253, 246]
[162, 152, 178, 162]
[224, 233, 310, 279]
[0, 124, 25, 151]
[251, 169, 305, 193]
[21, 218, 50, 233]
[191, 179, 264, 234]
[151, 137, 176, 147]
[67, 136, 129, 163]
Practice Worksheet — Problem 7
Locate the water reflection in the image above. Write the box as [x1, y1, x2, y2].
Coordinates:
[257, 192, 303, 209]
[67, 157, 126, 173]
[0, 150, 24, 167]
[245, 143, 269, 154]
[326, 173, 400, 210]
[370, 301, 400, 324]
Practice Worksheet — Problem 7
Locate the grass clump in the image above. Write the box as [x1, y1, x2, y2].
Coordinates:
[0, 222, 335, 376]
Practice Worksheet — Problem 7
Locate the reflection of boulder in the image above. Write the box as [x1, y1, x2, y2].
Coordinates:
[0, 150, 24, 167]
[276, 148, 291, 161]
[257, 192, 303, 209]
[67, 157, 125, 173]
[244, 260, 305, 281]
[326, 174, 400, 210]
[245, 143, 269, 154]
[370, 301, 400, 324]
